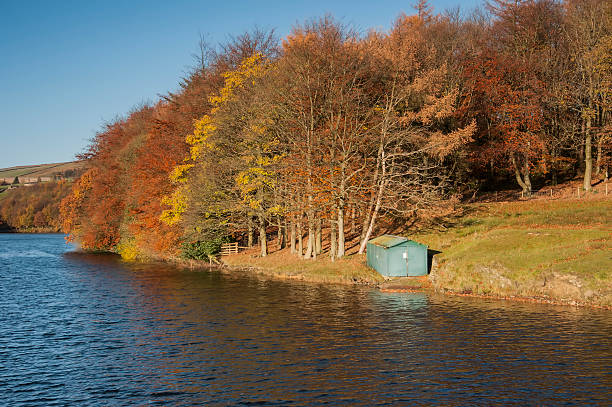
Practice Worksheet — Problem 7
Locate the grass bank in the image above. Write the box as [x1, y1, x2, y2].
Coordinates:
[413, 197, 611, 308]
[222, 250, 384, 286]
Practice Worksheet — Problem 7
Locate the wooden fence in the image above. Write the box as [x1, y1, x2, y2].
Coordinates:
[220, 242, 239, 256]
[481, 181, 610, 203]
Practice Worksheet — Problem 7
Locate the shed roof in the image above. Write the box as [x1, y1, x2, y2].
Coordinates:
[368, 234, 408, 249]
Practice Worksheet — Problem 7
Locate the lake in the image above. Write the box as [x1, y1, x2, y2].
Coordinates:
[1, 234, 610, 405]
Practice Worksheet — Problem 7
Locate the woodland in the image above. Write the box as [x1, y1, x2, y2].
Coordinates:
[57, 0, 611, 262]
[0, 181, 71, 232]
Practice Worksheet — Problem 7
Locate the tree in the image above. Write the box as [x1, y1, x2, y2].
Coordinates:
[564, 0, 612, 190]
[357, 12, 475, 253]
[460, 49, 545, 195]
[163, 32, 279, 258]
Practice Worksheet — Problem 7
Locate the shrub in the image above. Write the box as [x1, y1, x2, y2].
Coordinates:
[181, 236, 229, 260]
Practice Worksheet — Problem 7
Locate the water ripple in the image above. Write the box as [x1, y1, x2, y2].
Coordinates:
[0, 234, 611, 406]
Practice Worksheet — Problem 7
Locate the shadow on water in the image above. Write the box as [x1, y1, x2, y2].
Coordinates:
[63, 250, 123, 265]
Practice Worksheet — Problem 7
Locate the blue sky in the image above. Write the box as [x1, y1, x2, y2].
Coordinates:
[0, 0, 481, 168]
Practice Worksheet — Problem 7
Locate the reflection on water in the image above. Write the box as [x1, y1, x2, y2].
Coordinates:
[1, 234, 611, 406]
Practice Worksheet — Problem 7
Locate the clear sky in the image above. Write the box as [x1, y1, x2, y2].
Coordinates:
[0, 0, 481, 168]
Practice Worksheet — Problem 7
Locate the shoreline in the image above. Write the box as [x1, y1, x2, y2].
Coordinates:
[0, 228, 61, 234]
[169, 254, 612, 310]
[5, 192, 611, 311]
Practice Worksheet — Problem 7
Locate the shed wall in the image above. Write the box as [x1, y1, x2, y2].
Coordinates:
[406, 242, 428, 276]
[387, 244, 408, 277]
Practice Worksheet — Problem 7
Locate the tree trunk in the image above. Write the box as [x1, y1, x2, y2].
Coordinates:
[315, 218, 321, 255]
[305, 211, 314, 259]
[359, 180, 385, 254]
[337, 163, 346, 258]
[578, 121, 585, 176]
[297, 221, 303, 258]
[310, 227, 316, 260]
[290, 220, 296, 254]
[360, 203, 372, 244]
[259, 215, 267, 257]
[277, 218, 284, 249]
[283, 219, 288, 250]
[584, 114, 593, 192]
[359, 151, 388, 254]
[330, 219, 337, 262]
[304, 123, 315, 259]
[551, 147, 558, 186]
[337, 203, 345, 258]
[511, 154, 530, 195]
[247, 217, 254, 247]
[596, 108, 607, 177]
[595, 132, 603, 176]
[523, 156, 532, 196]
[361, 144, 383, 244]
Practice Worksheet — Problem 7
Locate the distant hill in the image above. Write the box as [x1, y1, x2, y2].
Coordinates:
[0, 161, 84, 184]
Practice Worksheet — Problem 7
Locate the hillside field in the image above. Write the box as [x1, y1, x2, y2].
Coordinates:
[0, 161, 84, 181]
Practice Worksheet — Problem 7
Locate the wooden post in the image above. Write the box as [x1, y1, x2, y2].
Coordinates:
[521, 191, 524, 199]
[550, 189, 553, 198]
[577, 186, 580, 198]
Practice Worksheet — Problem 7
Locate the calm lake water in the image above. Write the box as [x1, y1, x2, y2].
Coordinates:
[1, 234, 611, 406]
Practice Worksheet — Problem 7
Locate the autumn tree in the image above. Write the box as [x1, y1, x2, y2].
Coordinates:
[272, 17, 379, 259]
[564, 0, 612, 190]
[162, 31, 279, 258]
[357, 12, 475, 253]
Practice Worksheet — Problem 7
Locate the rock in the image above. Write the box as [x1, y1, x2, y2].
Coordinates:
[540, 272, 583, 300]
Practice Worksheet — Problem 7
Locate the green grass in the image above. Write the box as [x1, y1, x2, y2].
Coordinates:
[413, 198, 612, 305]
[0, 165, 49, 179]
[0, 161, 83, 180]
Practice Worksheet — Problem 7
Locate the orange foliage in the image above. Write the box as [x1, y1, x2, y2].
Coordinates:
[0, 181, 72, 231]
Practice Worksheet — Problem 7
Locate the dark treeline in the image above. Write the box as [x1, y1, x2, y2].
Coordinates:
[60, 0, 611, 260]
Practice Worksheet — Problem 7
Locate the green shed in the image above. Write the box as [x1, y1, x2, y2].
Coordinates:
[366, 235, 428, 277]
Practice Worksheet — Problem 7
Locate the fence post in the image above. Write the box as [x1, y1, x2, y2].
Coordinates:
[550, 189, 553, 198]
[521, 191, 524, 199]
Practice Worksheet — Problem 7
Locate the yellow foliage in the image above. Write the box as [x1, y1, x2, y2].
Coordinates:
[269, 204, 284, 216]
[169, 164, 194, 184]
[160, 186, 188, 225]
[209, 53, 268, 108]
[161, 52, 271, 225]
[116, 239, 140, 261]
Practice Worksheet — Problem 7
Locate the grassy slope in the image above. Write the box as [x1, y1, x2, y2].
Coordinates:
[413, 198, 611, 306]
[0, 161, 83, 179]
[223, 197, 610, 306]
